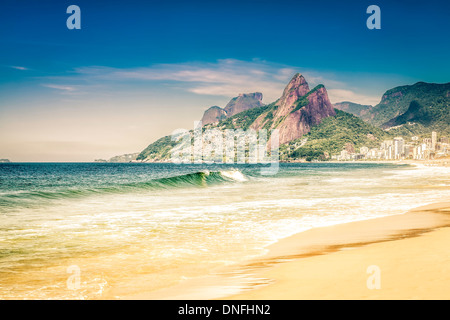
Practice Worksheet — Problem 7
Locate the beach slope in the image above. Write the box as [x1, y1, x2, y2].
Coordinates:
[227, 202, 450, 300]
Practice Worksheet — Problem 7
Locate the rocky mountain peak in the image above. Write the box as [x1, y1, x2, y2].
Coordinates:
[200, 92, 264, 126]
[200, 106, 227, 125]
[273, 83, 335, 145]
[275, 73, 310, 114]
[223, 92, 264, 117]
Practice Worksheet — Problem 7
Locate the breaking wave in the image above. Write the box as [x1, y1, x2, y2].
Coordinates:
[0, 170, 248, 209]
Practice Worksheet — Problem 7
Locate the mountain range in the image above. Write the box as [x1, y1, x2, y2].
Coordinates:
[361, 82, 450, 129]
[130, 74, 449, 162]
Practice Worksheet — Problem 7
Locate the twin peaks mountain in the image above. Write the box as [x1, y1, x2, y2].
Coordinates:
[200, 73, 335, 145]
[136, 73, 449, 162]
[262, 74, 335, 145]
[138, 74, 343, 161]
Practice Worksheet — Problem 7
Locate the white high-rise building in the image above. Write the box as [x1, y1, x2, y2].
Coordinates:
[394, 137, 404, 159]
[432, 131, 437, 151]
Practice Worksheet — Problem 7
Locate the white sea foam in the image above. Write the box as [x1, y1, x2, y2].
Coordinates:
[220, 169, 248, 182]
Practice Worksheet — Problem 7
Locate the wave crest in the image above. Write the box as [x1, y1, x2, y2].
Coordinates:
[0, 169, 248, 208]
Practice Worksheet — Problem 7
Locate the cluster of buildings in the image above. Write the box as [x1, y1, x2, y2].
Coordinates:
[333, 131, 449, 161]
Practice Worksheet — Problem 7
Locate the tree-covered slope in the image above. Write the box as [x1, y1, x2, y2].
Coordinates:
[362, 82, 450, 127]
[284, 109, 390, 161]
[137, 135, 178, 161]
[381, 99, 450, 135]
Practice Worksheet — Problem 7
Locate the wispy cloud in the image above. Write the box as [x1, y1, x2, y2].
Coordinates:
[11, 66, 28, 71]
[45, 59, 381, 105]
[43, 84, 78, 92]
[73, 59, 292, 102]
[41, 84, 90, 98]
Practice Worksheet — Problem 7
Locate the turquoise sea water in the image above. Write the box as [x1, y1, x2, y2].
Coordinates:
[0, 162, 449, 299]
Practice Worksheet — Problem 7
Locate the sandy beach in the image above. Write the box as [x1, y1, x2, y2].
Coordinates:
[114, 200, 450, 300]
[225, 201, 450, 300]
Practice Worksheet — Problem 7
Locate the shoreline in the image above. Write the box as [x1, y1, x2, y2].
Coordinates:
[3, 158, 449, 167]
[114, 200, 450, 300]
[225, 200, 450, 300]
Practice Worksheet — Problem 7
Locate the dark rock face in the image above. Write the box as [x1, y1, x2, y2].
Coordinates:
[200, 93, 264, 125]
[200, 106, 227, 125]
[223, 92, 264, 117]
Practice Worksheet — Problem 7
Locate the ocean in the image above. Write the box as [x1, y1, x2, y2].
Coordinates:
[0, 162, 449, 299]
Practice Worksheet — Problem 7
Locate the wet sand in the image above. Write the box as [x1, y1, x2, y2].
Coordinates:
[226, 201, 450, 299]
[117, 201, 450, 300]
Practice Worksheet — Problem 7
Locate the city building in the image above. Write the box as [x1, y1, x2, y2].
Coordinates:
[333, 131, 449, 161]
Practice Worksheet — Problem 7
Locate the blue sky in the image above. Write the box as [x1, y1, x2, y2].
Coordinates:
[0, 0, 449, 161]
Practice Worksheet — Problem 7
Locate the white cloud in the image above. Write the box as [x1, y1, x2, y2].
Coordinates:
[43, 84, 78, 92]
[11, 66, 28, 71]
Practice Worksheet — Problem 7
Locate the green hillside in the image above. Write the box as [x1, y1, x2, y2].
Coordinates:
[137, 104, 274, 161]
[362, 82, 450, 127]
[137, 135, 177, 161]
[137, 109, 394, 162]
[283, 109, 390, 161]
[382, 99, 450, 135]
[207, 103, 273, 131]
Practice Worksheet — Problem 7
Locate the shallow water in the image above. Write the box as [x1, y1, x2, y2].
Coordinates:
[0, 162, 449, 299]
